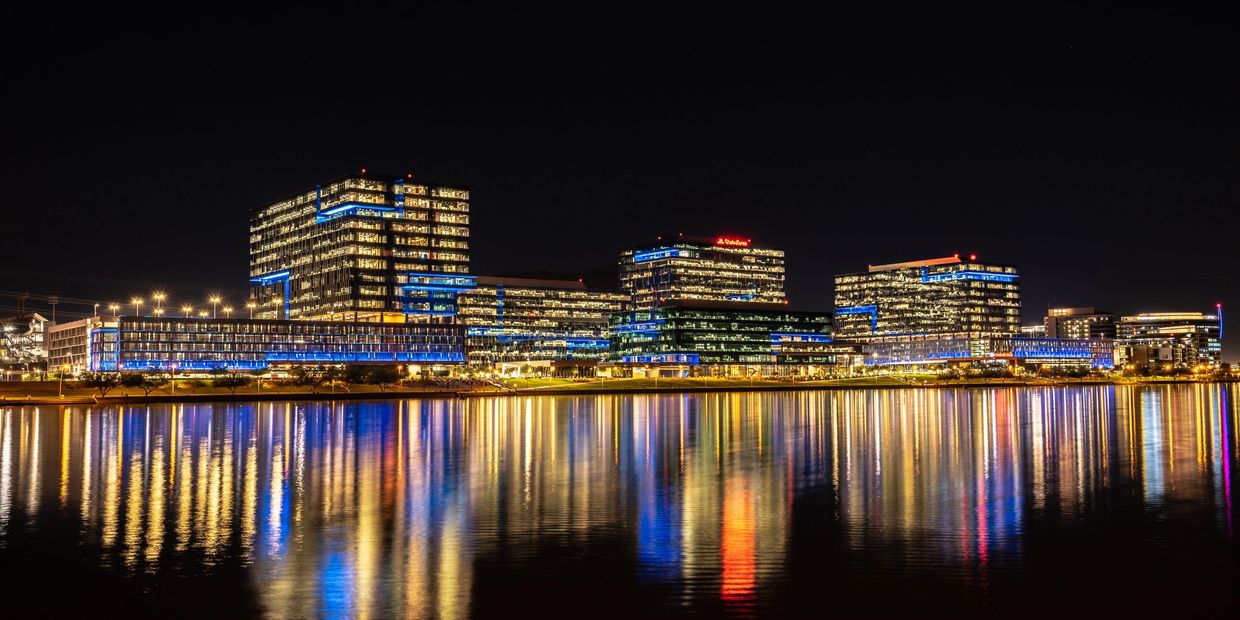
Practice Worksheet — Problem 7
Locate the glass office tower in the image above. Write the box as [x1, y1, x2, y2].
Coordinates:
[833, 255, 1022, 341]
[456, 276, 629, 365]
[618, 234, 786, 310]
[1044, 307, 1118, 339]
[249, 173, 471, 323]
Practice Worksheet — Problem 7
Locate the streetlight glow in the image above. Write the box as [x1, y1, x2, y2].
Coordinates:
[131, 297, 143, 316]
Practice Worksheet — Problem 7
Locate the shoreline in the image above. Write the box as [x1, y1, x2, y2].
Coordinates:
[2, 378, 1235, 407]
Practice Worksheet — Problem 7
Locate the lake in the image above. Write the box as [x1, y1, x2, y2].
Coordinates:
[1, 385, 1237, 617]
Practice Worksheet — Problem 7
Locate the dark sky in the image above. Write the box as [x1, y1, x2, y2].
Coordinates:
[3, 4, 1237, 358]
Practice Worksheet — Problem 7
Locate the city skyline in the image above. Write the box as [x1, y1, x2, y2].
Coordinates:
[3, 5, 1237, 361]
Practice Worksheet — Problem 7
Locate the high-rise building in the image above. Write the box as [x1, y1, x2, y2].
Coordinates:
[1115, 309, 1223, 368]
[833, 254, 1022, 341]
[1044, 307, 1117, 339]
[456, 276, 629, 366]
[249, 173, 471, 323]
[618, 234, 786, 310]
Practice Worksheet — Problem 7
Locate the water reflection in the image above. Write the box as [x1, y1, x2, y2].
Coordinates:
[0, 385, 1237, 617]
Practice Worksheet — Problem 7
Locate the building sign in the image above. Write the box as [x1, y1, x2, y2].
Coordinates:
[715, 236, 750, 248]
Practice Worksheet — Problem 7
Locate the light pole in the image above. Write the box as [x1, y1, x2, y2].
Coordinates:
[223, 306, 233, 319]
[152, 292, 166, 312]
[108, 303, 119, 316]
[209, 296, 221, 318]
[58, 363, 69, 398]
[247, 302, 256, 319]
[131, 297, 143, 316]
[153, 308, 164, 318]
[182, 305, 193, 318]
[93, 303, 100, 316]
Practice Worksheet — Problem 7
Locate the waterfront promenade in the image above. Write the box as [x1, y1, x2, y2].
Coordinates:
[2, 375, 1234, 406]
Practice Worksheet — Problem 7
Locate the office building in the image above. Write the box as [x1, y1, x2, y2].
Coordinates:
[619, 234, 786, 310]
[610, 301, 854, 375]
[456, 276, 628, 367]
[0, 312, 48, 370]
[48, 315, 465, 373]
[865, 336, 1114, 369]
[1044, 307, 1117, 339]
[834, 254, 1022, 341]
[249, 173, 471, 323]
[1115, 309, 1223, 368]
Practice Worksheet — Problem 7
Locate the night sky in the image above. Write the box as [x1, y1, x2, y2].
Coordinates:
[3, 4, 1236, 358]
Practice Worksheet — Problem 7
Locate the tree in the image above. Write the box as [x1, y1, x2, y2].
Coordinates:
[288, 365, 344, 394]
[119, 372, 147, 395]
[345, 365, 402, 392]
[80, 371, 120, 397]
[213, 374, 252, 395]
[136, 370, 170, 396]
[367, 366, 402, 392]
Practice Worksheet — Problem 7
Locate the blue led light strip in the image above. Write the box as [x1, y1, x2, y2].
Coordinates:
[836, 305, 878, 332]
[633, 249, 681, 263]
[921, 270, 1019, 284]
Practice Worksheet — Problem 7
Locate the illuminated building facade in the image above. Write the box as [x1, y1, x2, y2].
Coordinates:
[49, 315, 465, 372]
[1114, 309, 1223, 368]
[619, 234, 786, 310]
[609, 302, 847, 372]
[456, 276, 629, 366]
[249, 173, 471, 323]
[0, 312, 48, 370]
[834, 254, 1022, 341]
[1043, 307, 1117, 339]
[865, 336, 1114, 368]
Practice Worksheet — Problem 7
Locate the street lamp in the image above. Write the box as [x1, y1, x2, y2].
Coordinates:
[223, 306, 233, 318]
[58, 363, 70, 398]
[152, 291, 166, 311]
[209, 295, 222, 318]
[108, 303, 119, 315]
[198, 310, 208, 318]
[153, 308, 164, 317]
[93, 303, 100, 316]
[246, 301, 256, 319]
[182, 305, 193, 318]
[131, 297, 143, 316]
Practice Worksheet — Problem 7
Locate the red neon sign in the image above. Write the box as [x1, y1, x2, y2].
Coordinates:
[715, 236, 751, 247]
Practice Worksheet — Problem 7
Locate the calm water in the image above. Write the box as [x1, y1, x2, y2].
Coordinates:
[1, 385, 1238, 618]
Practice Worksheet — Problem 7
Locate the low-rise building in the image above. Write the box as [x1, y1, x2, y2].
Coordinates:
[1115, 309, 1222, 369]
[865, 336, 1114, 369]
[1044, 307, 1117, 339]
[0, 312, 49, 370]
[48, 315, 465, 373]
[609, 302, 853, 376]
[456, 276, 629, 368]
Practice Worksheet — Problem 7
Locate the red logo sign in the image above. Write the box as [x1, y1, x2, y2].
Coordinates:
[715, 236, 751, 247]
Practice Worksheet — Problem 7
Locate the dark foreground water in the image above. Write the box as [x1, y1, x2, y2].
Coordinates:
[1, 385, 1238, 618]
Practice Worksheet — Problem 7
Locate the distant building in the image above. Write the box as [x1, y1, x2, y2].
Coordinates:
[865, 336, 1114, 369]
[456, 276, 628, 367]
[0, 313, 48, 370]
[1115, 309, 1223, 368]
[833, 254, 1022, 341]
[609, 301, 856, 375]
[1020, 324, 1047, 338]
[249, 173, 471, 323]
[1044, 307, 1117, 339]
[618, 234, 786, 310]
[48, 315, 465, 373]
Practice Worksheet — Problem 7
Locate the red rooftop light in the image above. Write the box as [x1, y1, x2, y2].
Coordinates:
[969, 253, 977, 260]
[361, 167, 367, 174]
